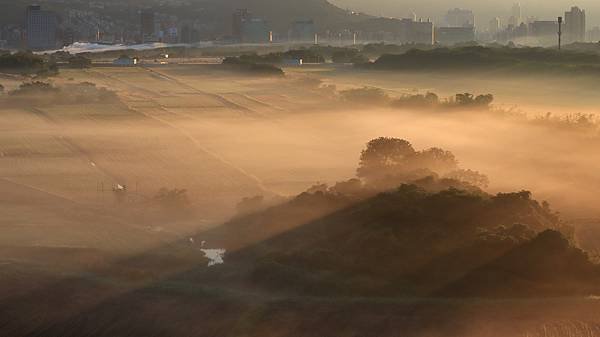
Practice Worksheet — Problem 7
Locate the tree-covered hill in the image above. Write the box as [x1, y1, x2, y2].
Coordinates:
[1, 0, 371, 35]
[189, 138, 599, 298]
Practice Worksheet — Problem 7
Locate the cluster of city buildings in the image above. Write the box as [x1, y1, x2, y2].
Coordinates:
[0, 3, 598, 51]
[219, 4, 594, 47]
[486, 4, 588, 46]
[375, 4, 591, 47]
[223, 4, 594, 47]
[230, 9, 468, 46]
[1, 5, 59, 50]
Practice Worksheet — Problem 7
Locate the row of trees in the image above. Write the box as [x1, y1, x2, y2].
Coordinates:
[221, 58, 285, 76]
[393, 92, 494, 109]
[0, 51, 59, 76]
[224, 47, 373, 66]
[2, 81, 118, 105]
[224, 49, 325, 65]
[0, 51, 93, 77]
[338, 86, 495, 110]
[370, 45, 600, 72]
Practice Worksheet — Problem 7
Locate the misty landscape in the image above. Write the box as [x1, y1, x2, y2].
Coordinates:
[4, 0, 600, 336]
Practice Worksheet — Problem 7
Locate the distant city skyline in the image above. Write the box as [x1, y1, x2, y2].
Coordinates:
[330, 0, 599, 27]
[0, 0, 596, 50]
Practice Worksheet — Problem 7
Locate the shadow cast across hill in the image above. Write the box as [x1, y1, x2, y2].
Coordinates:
[2, 181, 600, 337]
[2, 137, 600, 337]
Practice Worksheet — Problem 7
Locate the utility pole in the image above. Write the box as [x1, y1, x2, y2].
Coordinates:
[558, 16, 563, 50]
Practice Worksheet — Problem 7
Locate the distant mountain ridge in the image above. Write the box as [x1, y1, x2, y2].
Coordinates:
[0, 0, 374, 38]
[209, 0, 371, 31]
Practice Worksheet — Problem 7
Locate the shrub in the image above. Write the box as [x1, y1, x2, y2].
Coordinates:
[339, 87, 389, 104]
[68, 55, 92, 68]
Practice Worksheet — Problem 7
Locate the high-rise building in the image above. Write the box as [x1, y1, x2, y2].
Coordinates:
[289, 20, 316, 43]
[508, 3, 522, 27]
[528, 20, 558, 45]
[565, 6, 586, 43]
[232, 9, 251, 41]
[445, 8, 474, 28]
[26, 5, 57, 50]
[398, 18, 434, 45]
[588, 26, 600, 42]
[435, 26, 476, 45]
[489, 17, 501, 35]
[0, 25, 24, 48]
[529, 21, 558, 37]
[140, 9, 155, 42]
[241, 18, 270, 43]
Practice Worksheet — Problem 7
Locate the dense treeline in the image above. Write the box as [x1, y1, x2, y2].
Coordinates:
[223, 46, 375, 65]
[224, 49, 326, 65]
[0, 81, 119, 105]
[338, 87, 495, 110]
[369, 46, 600, 73]
[220, 59, 285, 76]
[361, 42, 436, 57]
[334, 85, 600, 134]
[0, 51, 57, 75]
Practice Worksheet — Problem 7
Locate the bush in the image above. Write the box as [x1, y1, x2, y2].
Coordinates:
[0, 52, 44, 70]
[9, 81, 59, 96]
[4, 81, 119, 105]
[339, 86, 389, 104]
[0, 52, 56, 75]
[224, 49, 325, 65]
[392, 92, 439, 108]
[391, 92, 494, 110]
[153, 188, 191, 210]
[452, 93, 494, 107]
[332, 49, 367, 64]
[68, 55, 92, 68]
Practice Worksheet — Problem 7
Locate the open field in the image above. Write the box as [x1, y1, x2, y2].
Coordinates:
[3, 63, 600, 249]
[3, 62, 600, 336]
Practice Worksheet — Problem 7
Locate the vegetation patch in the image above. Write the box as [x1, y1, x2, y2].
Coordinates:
[2, 81, 119, 106]
[0, 51, 58, 76]
[367, 46, 600, 74]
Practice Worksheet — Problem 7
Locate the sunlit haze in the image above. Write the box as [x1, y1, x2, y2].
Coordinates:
[2, 0, 600, 336]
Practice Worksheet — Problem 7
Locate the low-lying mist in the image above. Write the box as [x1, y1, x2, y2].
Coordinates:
[3, 70, 600, 221]
[186, 102, 600, 219]
[4, 56, 600, 337]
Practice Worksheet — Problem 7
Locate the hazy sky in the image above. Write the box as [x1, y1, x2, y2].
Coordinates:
[330, 0, 599, 27]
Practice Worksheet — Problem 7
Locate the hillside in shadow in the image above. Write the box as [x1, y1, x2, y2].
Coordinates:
[183, 137, 600, 299]
[2, 137, 600, 337]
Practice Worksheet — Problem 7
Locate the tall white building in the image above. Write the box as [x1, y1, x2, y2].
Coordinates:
[489, 17, 501, 35]
[508, 3, 522, 27]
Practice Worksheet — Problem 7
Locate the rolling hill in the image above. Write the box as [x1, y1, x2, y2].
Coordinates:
[193, 185, 598, 298]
